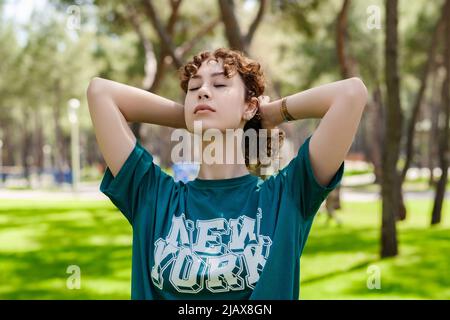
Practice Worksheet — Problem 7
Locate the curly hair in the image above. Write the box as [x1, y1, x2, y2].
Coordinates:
[178, 47, 285, 176]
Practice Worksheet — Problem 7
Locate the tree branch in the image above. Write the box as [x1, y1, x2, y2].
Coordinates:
[167, 0, 183, 35]
[176, 18, 221, 57]
[142, 0, 183, 68]
[245, 0, 267, 45]
[218, 0, 245, 51]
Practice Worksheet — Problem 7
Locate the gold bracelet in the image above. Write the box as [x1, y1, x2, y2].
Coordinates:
[281, 97, 295, 122]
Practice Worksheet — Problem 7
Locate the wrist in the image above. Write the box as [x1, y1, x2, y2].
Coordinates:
[280, 97, 296, 122]
[262, 100, 284, 127]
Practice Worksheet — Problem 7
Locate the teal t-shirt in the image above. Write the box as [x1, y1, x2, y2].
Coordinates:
[100, 135, 344, 300]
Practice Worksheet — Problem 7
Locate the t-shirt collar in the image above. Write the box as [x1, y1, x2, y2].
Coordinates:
[188, 173, 258, 189]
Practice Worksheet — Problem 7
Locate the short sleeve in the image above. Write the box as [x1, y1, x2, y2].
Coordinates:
[282, 134, 345, 219]
[99, 139, 168, 226]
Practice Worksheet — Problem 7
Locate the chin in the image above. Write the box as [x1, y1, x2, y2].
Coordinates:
[187, 119, 219, 133]
[186, 116, 243, 134]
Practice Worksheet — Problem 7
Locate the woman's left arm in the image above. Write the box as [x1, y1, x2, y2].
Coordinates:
[261, 77, 368, 186]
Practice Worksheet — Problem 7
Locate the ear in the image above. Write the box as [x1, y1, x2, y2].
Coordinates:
[243, 97, 259, 121]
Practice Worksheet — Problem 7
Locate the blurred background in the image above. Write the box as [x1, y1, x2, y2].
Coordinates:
[0, 0, 449, 299]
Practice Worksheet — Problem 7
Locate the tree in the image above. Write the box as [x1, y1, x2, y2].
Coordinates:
[218, 0, 267, 55]
[431, 0, 450, 225]
[381, 0, 402, 258]
[398, 0, 449, 221]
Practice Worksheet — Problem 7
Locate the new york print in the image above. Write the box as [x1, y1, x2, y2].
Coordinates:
[151, 208, 273, 294]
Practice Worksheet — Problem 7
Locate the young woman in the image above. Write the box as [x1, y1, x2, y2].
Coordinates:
[87, 48, 367, 300]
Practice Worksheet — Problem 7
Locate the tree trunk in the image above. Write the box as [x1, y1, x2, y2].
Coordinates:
[396, 179, 406, 221]
[428, 75, 440, 187]
[431, 3, 450, 225]
[336, 0, 359, 78]
[3, 123, 15, 166]
[53, 78, 65, 184]
[21, 108, 32, 188]
[365, 85, 384, 184]
[34, 108, 44, 186]
[381, 0, 402, 258]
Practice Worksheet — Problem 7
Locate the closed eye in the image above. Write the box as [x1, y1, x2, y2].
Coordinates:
[188, 84, 226, 91]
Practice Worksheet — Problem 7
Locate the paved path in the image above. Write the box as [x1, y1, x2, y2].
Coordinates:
[0, 179, 448, 202]
[0, 182, 107, 201]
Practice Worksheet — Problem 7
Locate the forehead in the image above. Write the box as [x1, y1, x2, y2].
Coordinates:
[191, 58, 232, 80]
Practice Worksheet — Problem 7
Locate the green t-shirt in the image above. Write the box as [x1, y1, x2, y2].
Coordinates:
[100, 135, 344, 300]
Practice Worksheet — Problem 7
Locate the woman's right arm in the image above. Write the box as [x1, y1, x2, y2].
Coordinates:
[86, 77, 186, 177]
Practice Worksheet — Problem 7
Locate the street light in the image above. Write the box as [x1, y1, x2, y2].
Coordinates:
[68, 98, 80, 192]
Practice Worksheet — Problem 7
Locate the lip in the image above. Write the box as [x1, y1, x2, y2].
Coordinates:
[194, 104, 216, 114]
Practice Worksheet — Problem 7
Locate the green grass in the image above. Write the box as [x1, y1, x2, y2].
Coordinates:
[346, 178, 450, 192]
[301, 200, 450, 299]
[0, 198, 449, 299]
[0, 200, 132, 299]
[343, 168, 373, 176]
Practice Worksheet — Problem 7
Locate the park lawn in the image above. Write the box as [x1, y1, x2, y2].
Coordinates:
[301, 200, 450, 299]
[0, 200, 132, 299]
[0, 198, 449, 299]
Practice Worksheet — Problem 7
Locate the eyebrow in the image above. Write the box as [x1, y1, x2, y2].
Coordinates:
[191, 71, 226, 80]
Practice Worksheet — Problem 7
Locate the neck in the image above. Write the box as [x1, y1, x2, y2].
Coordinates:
[197, 164, 250, 180]
[194, 129, 250, 180]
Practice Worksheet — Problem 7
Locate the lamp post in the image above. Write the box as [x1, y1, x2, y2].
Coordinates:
[68, 98, 80, 192]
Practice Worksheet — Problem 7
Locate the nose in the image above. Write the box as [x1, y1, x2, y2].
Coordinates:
[197, 85, 211, 100]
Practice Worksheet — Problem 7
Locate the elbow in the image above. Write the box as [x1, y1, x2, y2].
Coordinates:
[86, 77, 106, 101]
[344, 77, 368, 108]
